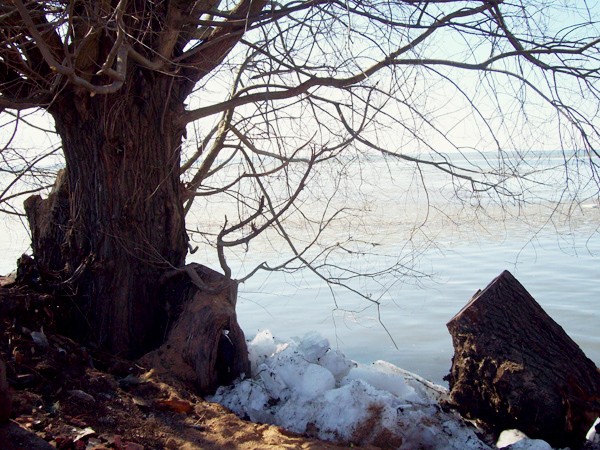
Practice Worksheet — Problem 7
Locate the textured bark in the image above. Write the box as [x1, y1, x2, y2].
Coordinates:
[446, 270, 600, 449]
[24, 169, 69, 275]
[24, 72, 190, 357]
[140, 264, 250, 394]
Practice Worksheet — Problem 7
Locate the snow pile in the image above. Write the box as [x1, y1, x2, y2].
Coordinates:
[209, 330, 493, 449]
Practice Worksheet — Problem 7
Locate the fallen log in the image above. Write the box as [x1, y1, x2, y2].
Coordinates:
[140, 264, 250, 394]
[446, 270, 600, 449]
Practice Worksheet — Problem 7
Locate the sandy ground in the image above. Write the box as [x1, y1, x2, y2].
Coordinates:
[1, 369, 372, 449]
[0, 277, 376, 450]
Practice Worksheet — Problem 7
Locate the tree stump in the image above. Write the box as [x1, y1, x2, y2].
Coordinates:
[140, 264, 250, 394]
[446, 270, 600, 449]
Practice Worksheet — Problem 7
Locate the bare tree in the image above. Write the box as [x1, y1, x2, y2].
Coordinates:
[0, 1, 598, 356]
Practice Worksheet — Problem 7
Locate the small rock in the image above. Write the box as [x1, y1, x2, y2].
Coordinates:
[86, 437, 103, 447]
[68, 390, 95, 403]
[31, 329, 49, 348]
[132, 396, 151, 410]
[118, 374, 143, 389]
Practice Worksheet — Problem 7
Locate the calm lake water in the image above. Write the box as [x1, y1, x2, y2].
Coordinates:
[1, 152, 599, 385]
[208, 152, 600, 385]
[234, 226, 600, 385]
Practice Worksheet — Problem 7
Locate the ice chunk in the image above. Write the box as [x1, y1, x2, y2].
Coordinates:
[496, 429, 552, 450]
[296, 363, 335, 398]
[319, 380, 397, 441]
[503, 439, 552, 450]
[247, 330, 289, 376]
[371, 360, 449, 403]
[268, 349, 335, 399]
[317, 348, 354, 382]
[273, 379, 398, 442]
[497, 429, 529, 448]
[343, 363, 418, 400]
[298, 331, 330, 362]
[210, 379, 274, 424]
[257, 363, 288, 400]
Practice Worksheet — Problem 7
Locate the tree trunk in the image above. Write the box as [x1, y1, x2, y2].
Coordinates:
[446, 270, 600, 449]
[27, 73, 189, 357]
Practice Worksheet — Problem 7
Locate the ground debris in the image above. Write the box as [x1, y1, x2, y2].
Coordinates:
[0, 282, 360, 449]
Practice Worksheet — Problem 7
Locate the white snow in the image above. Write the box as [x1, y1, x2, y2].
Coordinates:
[496, 430, 553, 450]
[586, 417, 600, 443]
[497, 429, 530, 448]
[501, 440, 553, 450]
[209, 330, 591, 449]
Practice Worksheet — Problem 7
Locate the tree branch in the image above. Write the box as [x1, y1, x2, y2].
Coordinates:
[178, 0, 269, 88]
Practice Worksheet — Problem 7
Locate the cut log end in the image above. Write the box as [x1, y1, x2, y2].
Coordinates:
[446, 270, 600, 449]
